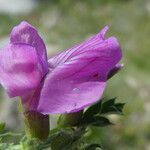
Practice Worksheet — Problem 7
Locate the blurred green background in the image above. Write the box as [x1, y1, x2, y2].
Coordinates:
[0, 0, 150, 149]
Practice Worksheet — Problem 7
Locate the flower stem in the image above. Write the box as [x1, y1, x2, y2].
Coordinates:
[24, 111, 49, 140]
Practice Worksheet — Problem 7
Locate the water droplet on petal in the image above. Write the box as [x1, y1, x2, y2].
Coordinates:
[73, 88, 80, 92]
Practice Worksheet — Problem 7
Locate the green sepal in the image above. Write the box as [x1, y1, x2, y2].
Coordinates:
[101, 98, 125, 115]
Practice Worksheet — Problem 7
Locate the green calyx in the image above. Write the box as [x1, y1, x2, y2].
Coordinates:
[24, 111, 49, 141]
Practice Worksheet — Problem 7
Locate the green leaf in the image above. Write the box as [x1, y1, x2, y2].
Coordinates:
[83, 100, 102, 119]
[0, 132, 21, 138]
[0, 123, 5, 133]
[100, 98, 116, 113]
[81, 115, 113, 127]
[115, 103, 125, 112]
[90, 116, 113, 127]
[100, 98, 125, 115]
[102, 98, 116, 107]
[80, 98, 125, 128]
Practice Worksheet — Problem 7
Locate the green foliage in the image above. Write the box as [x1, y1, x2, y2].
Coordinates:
[0, 122, 22, 150]
[0, 98, 125, 150]
[100, 98, 125, 115]
[50, 128, 84, 150]
[0, 143, 21, 150]
[83, 99, 102, 119]
[81, 98, 125, 127]
[49, 98, 125, 150]
[85, 116, 113, 127]
[0, 123, 5, 133]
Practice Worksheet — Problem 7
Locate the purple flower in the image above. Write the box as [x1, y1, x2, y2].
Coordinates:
[0, 21, 122, 114]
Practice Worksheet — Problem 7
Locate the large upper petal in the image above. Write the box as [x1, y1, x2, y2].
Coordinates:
[34, 26, 122, 114]
[0, 43, 43, 97]
[48, 26, 109, 69]
[10, 21, 48, 75]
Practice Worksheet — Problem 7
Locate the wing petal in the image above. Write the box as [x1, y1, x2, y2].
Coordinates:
[10, 21, 48, 75]
[0, 43, 43, 97]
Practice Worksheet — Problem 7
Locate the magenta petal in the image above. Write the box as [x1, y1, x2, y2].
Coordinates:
[37, 80, 106, 114]
[10, 21, 48, 75]
[0, 43, 43, 97]
[36, 27, 122, 114]
[49, 36, 122, 82]
[48, 26, 110, 68]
